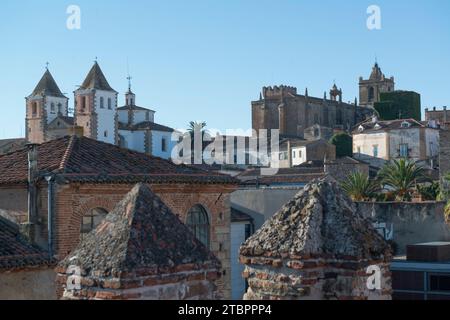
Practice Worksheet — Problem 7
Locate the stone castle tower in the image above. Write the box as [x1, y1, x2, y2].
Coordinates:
[74, 62, 119, 145]
[25, 69, 69, 144]
[359, 62, 395, 107]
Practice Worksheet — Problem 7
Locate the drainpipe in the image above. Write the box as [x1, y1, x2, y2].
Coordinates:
[27, 143, 39, 225]
[45, 175, 55, 258]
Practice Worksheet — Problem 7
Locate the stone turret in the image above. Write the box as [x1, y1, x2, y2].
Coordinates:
[262, 85, 297, 100]
[240, 177, 392, 300]
[56, 183, 221, 300]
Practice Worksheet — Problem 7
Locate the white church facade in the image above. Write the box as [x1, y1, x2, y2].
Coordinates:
[25, 62, 178, 160]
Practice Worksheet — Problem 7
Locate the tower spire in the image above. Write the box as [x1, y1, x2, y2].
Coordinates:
[127, 75, 132, 93]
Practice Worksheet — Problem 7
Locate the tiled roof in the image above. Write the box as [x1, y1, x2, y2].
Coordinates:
[58, 184, 220, 277]
[238, 167, 324, 178]
[353, 118, 426, 134]
[48, 116, 74, 127]
[117, 105, 153, 112]
[240, 173, 325, 186]
[29, 69, 66, 98]
[0, 216, 54, 271]
[119, 121, 175, 133]
[0, 136, 237, 185]
[0, 138, 26, 150]
[79, 62, 116, 92]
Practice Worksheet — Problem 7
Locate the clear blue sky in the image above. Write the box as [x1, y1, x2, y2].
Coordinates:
[0, 0, 449, 139]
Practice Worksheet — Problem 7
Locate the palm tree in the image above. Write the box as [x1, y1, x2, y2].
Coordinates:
[341, 172, 379, 202]
[377, 159, 428, 201]
[187, 121, 208, 140]
[185, 121, 209, 164]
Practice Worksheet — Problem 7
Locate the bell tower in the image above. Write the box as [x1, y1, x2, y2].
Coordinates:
[26, 66, 68, 144]
[74, 61, 118, 145]
[359, 62, 395, 107]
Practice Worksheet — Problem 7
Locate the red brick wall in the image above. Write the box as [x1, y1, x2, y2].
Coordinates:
[52, 182, 234, 298]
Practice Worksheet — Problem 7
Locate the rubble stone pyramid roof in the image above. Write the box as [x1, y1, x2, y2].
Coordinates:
[30, 69, 66, 98]
[58, 183, 220, 277]
[80, 62, 116, 92]
[240, 176, 390, 260]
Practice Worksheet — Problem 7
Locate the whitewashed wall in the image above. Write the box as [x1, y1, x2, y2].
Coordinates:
[151, 130, 176, 159]
[94, 90, 117, 145]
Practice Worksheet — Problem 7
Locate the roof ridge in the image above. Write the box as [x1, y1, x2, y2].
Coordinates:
[58, 135, 76, 172]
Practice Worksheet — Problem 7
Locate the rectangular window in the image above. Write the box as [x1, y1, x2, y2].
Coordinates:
[373, 145, 379, 158]
[108, 98, 112, 110]
[100, 97, 104, 109]
[293, 151, 296, 158]
[357, 146, 361, 154]
[162, 137, 167, 152]
[399, 144, 409, 158]
[429, 274, 450, 293]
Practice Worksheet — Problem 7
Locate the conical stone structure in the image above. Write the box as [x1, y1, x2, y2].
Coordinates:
[56, 183, 221, 300]
[240, 177, 392, 300]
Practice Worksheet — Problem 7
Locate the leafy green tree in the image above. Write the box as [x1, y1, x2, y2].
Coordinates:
[377, 159, 428, 202]
[329, 133, 352, 158]
[341, 172, 379, 202]
[417, 182, 440, 201]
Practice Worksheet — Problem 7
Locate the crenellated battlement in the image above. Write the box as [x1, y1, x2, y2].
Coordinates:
[262, 85, 297, 99]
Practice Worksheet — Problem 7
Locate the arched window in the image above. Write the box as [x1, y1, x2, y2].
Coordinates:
[337, 109, 343, 125]
[100, 97, 104, 109]
[81, 96, 87, 111]
[80, 207, 108, 240]
[32, 102, 38, 117]
[186, 205, 210, 248]
[50, 103, 55, 113]
[368, 87, 375, 102]
[118, 135, 127, 148]
[57, 103, 62, 114]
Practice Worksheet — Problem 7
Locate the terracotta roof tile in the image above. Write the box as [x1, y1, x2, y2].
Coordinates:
[0, 136, 237, 185]
[0, 216, 54, 271]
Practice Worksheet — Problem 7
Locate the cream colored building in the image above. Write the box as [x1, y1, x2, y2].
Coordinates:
[353, 118, 439, 167]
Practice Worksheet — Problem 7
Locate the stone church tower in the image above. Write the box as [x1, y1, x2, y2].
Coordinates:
[359, 62, 395, 107]
[74, 62, 118, 145]
[25, 69, 69, 144]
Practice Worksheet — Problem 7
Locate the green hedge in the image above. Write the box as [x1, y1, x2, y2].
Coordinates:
[329, 133, 352, 158]
[374, 91, 421, 121]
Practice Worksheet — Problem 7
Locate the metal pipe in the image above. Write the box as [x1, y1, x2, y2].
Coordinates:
[45, 175, 55, 258]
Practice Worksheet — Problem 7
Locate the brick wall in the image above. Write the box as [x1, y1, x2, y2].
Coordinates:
[52, 182, 234, 299]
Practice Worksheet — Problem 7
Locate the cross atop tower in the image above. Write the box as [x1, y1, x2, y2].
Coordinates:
[127, 75, 133, 92]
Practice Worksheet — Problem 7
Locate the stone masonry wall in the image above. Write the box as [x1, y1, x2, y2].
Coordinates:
[240, 256, 392, 300]
[56, 263, 221, 300]
[356, 201, 450, 255]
